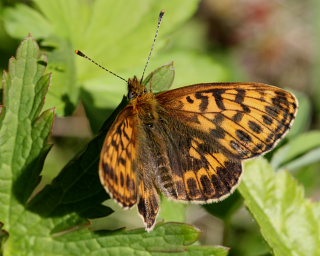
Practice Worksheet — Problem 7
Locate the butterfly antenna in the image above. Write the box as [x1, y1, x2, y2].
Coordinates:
[75, 50, 127, 82]
[140, 10, 165, 83]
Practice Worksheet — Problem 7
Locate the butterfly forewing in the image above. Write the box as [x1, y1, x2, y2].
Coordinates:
[156, 83, 298, 159]
[99, 107, 138, 208]
[137, 180, 160, 231]
[100, 104, 161, 230]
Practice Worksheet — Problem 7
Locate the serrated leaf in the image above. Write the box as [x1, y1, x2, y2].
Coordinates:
[0, 35, 53, 209]
[239, 158, 320, 256]
[0, 35, 54, 253]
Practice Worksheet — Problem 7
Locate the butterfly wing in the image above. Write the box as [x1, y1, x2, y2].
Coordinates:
[150, 82, 297, 202]
[156, 82, 298, 159]
[143, 116, 242, 202]
[100, 82, 297, 228]
[99, 106, 161, 230]
[137, 179, 160, 231]
[99, 107, 138, 208]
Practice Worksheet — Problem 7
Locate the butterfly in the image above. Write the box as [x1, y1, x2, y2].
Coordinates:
[76, 10, 298, 231]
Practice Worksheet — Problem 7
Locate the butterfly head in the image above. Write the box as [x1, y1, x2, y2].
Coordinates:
[127, 76, 147, 100]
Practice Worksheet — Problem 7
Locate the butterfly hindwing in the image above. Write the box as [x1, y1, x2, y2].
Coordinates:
[143, 110, 242, 203]
[99, 107, 138, 208]
[156, 82, 298, 159]
[138, 179, 160, 231]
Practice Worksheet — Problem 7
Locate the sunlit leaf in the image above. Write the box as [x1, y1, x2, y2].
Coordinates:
[239, 158, 320, 256]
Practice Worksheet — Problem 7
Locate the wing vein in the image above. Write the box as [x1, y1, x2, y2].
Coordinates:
[220, 113, 268, 146]
[198, 112, 256, 154]
[165, 102, 286, 127]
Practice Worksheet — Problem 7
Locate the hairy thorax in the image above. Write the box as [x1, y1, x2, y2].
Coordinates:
[131, 93, 159, 125]
[127, 76, 160, 125]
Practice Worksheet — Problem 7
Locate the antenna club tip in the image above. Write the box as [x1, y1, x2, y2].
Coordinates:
[160, 10, 166, 17]
[75, 50, 85, 57]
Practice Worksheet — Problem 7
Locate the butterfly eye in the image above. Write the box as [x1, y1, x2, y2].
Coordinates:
[128, 91, 136, 99]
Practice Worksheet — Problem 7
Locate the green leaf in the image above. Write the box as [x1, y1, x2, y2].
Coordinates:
[0, 35, 54, 251]
[76, 0, 205, 122]
[158, 50, 229, 88]
[3, 0, 201, 116]
[0, 222, 9, 253]
[3, 4, 53, 39]
[44, 37, 78, 115]
[271, 131, 320, 170]
[239, 158, 320, 256]
[143, 62, 175, 92]
[0, 35, 53, 210]
[159, 197, 187, 223]
[42, 223, 228, 256]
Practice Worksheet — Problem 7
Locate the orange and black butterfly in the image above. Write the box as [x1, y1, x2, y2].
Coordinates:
[76, 10, 298, 231]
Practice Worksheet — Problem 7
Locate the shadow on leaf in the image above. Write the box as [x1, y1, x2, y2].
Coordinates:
[26, 97, 128, 221]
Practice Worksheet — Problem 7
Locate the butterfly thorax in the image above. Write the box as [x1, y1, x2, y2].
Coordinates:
[127, 76, 159, 125]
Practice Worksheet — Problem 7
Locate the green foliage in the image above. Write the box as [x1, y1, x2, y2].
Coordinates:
[3, 0, 222, 119]
[0, 1, 319, 256]
[2, 0, 229, 132]
[0, 35, 54, 217]
[239, 159, 320, 256]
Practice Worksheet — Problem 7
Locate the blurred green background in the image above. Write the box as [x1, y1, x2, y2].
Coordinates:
[0, 0, 319, 255]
